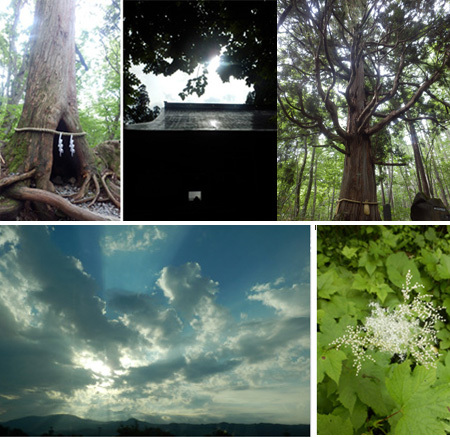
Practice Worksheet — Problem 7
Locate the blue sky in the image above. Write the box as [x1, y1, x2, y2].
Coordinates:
[0, 225, 310, 425]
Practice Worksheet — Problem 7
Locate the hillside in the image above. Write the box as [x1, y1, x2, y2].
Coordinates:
[1, 414, 310, 436]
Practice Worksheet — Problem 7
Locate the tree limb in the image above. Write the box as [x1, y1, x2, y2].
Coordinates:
[311, 143, 348, 155]
[374, 161, 408, 166]
[366, 59, 446, 136]
[277, 2, 292, 32]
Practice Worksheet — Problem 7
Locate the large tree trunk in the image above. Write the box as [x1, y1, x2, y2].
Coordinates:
[335, 54, 381, 220]
[2, 0, 94, 218]
[335, 134, 380, 220]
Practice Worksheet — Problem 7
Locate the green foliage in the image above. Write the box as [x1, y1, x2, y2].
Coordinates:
[75, 1, 120, 144]
[123, 83, 159, 125]
[318, 225, 450, 435]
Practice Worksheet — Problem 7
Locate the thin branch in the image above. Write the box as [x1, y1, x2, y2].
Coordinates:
[311, 143, 348, 155]
[374, 161, 408, 166]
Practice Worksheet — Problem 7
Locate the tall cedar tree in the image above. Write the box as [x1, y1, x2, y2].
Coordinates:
[2, 0, 95, 218]
[278, 0, 450, 220]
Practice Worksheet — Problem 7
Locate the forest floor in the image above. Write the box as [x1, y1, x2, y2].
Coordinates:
[15, 182, 120, 221]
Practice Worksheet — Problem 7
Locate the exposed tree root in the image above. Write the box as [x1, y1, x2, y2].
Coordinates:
[101, 170, 120, 209]
[0, 162, 120, 220]
[0, 169, 36, 189]
[5, 185, 117, 221]
[70, 172, 93, 201]
[88, 174, 101, 207]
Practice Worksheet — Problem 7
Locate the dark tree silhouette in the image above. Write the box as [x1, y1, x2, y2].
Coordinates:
[116, 421, 174, 436]
[0, 425, 28, 436]
[124, 84, 160, 124]
[124, 0, 276, 109]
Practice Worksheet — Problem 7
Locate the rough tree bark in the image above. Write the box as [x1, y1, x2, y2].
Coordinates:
[1, 0, 100, 220]
[335, 56, 380, 220]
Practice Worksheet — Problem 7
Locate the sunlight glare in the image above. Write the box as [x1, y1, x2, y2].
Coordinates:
[75, 351, 112, 377]
[207, 55, 221, 73]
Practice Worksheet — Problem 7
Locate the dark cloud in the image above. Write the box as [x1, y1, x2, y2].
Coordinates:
[12, 227, 134, 366]
[183, 353, 242, 382]
[228, 317, 309, 364]
[124, 356, 187, 385]
[121, 351, 242, 388]
[109, 292, 183, 346]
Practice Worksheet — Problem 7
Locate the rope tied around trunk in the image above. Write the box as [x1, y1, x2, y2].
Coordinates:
[335, 198, 379, 216]
[15, 127, 87, 136]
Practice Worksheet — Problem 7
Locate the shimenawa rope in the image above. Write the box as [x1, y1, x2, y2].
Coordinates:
[15, 127, 87, 136]
[335, 198, 379, 216]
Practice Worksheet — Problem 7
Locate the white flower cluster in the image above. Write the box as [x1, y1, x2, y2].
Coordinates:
[331, 270, 445, 375]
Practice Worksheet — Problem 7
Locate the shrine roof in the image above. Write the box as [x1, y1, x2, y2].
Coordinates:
[125, 102, 276, 131]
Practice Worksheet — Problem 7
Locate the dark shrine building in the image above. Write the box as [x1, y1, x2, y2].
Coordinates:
[124, 102, 276, 220]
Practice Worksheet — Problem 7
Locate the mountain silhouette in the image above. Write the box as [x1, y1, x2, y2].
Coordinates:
[1, 414, 310, 436]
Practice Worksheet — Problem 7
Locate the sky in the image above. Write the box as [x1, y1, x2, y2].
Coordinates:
[132, 54, 254, 110]
[0, 225, 310, 425]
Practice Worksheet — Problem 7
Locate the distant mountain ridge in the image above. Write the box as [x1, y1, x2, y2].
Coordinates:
[1, 414, 310, 436]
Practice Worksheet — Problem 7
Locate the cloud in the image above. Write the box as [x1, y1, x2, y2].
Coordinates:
[125, 356, 187, 385]
[0, 227, 135, 418]
[109, 292, 183, 347]
[157, 262, 219, 320]
[100, 226, 166, 255]
[224, 317, 310, 366]
[247, 281, 309, 318]
[0, 226, 19, 250]
[0, 228, 309, 425]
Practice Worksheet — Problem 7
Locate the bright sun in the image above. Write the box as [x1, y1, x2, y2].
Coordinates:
[207, 55, 221, 73]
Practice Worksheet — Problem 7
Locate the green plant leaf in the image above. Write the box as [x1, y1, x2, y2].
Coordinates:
[318, 347, 347, 385]
[385, 362, 450, 435]
[317, 413, 353, 435]
[436, 254, 450, 280]
[342, 246, 358, 259]
[369, 282, 393, 303]
[386, 252, 420, 288]
[359, 251, 378, 276]
[317, 269, 341, 299]
[351, 273, 369, 291]
[424, 227, 437, 242]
